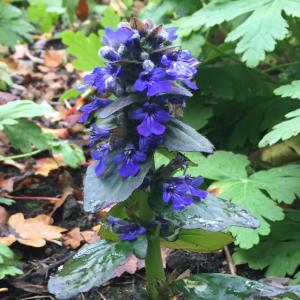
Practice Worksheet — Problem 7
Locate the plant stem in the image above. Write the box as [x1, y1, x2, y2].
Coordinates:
[0, 149, 44, 162]
[145, 233, 166, 300]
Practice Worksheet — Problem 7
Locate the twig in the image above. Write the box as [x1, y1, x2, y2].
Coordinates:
[0, 149, 44, 162]
[96, 290, 108, 300]
[5, 195, 60, 202]
[19, 295, 55, 300]
[224, 246, 236, 275]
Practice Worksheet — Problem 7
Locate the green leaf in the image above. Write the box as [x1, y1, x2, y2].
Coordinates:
[259, 108, 300, 146]
[59, 88, 81, 101]
[101, 7, 120, 29]
[4, 119, 48, 153]
[61, 31, 104, 71]
[173, 0, 300, 67]
[0, 197, 15, 206]
[233, 210, 300, 280]
[48, 240, 133, 299]
[183, 151, 300, 248]
[51, 140, 85, 168]
[0, 244, 22, 280]
[171, 273, 300, 300]
[83, 154, 152, 212]
[162, 229, 233, 253]
[132, 235, 148, 259]
[159, 193, 259, 232]
[178, 30, 205, 58]
[0, 100, 54, 127]
[274, 81, 300, 100]
[0, 3, 34, 48]
[163, 118, 214, 153]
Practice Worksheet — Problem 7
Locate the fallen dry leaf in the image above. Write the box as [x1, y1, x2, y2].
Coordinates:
[42, 127, 69, 139]
[33, 157, 66, 176]
[0, 175, 15, 193]
[0, 213, 66, 247]
[0, 206, 8, 226]
[44, 50, 64, 68]
[76, 0, 89, 21]
[63, 227, 99, 249]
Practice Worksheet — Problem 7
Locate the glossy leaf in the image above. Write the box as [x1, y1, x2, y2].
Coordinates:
[162, 229, 233, 253]
[163, 118, 214, 153]
[159, 193, 259, 232]
[171, 273, 300, 300]
[84, 153, 152, 212]
[98, 95, 140, 119]
[48, 240, 133, 299]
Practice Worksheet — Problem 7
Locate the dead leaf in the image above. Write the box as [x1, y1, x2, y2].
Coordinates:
[0, 175, 14, 193]
[33, 157, 66, 176]
[76, 0, 89, 21]
[44, 50, 64, 68]
[0, 206, 8, 226]
[63, 227, 99, 249]
[42, 127, 69, 139]
[1, 213, 66, 247]
[0, 91, 18, 104]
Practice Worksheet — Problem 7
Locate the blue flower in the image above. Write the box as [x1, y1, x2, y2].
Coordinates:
[107, 216, 146, 241]
[134, 67, 171, 96]
[139, 134, 163, 152]
[113, 145, 147, 177]
[99, 46, 120, 61]
[163, 181, 193, 211]
[132, 102, 170, 137]
[175, 176, 207, 200]
[103, 27, 133, 49]
[88, 124, 111, 147]
[91, 143, 111, 176]
[161, 50, 199, 79]
[82, 64, 121, 93]
[79, 97, 112, 123]
[166, 28, 177, 41]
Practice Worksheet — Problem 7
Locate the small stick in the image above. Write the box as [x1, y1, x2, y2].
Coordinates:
[96, 291, 107, 300]
[224, 246, 237, 275]
[5, 195, 60, 202]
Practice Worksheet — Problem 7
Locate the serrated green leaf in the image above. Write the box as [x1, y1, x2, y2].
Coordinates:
[259, 108, 300, 146]
[178, 30, 205, 58]
[181, 151, 300, 248]
[173, 0, 300, 67]
[61, 31, 104, 71]
[171, 273, 300, 300]
[0, 244, 22, 280]
[0, 3, 34, 48]
[4, 119, 48, 153]
[233, 210, 300, 280]
[48, 240, 133, 299]
[274, 80, 300, 100]
[101, 7, 120, 29]
[162, 229, 233, 253]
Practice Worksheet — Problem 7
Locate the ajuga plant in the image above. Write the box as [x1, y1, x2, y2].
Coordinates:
[48, 18, 300, 300]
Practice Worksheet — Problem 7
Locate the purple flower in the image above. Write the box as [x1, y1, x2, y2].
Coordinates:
[99, 46, 120, 61]
[107, 216, 146, 241]
[103, 27, 133, 49]
[175, 176, 207, 200]
[161, 50, 199, 79]
[134, 67, 171, 96]
[132, 102, 170, 137]
[79, 97, 112, 123]
[166, 28, 177, 41]
[139, 134, 163, 152]
[113, 146, 147, 177]
[163, 181, 193, 211]
[82, 64, 121, 93]
[91, 143, 111, 176]
[88, 124, 111, 147]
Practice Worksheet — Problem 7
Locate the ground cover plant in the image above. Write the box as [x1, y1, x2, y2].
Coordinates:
[1, 0, 300, 299]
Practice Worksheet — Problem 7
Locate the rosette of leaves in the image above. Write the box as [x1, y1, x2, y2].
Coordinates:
[48, 18, 264, 300]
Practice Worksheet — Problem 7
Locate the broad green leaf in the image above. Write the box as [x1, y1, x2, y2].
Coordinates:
[163, 118, 214, 153]
[274, 81, 300, 100]
[162, 229, 233, 253]
[84, 154, 152, 212]
[0, 100, 54, 128]
[259, 108, 300, 146]
[101, 7, 120, 29]
[48, 240, 133, 299]
[171, 273, 300, 300]
[0, 244, 22, 280]
[0, 3, 34, 48]
[4, 119, 48, 153]
[173, 0, 300, 67]
[0, 197, 15, 206]
[178, 30, 205, 58]
[158, 193, 259, 232]
[182, 151, 300, 248]
[59, 88, 81, 101]
[233, 210, 300, 280]
[61, 31, 104, 71]
[51, 140, 85, 168]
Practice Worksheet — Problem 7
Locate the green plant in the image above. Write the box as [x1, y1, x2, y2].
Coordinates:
[0, 243, 22, 280]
